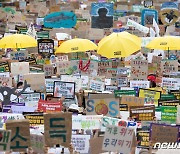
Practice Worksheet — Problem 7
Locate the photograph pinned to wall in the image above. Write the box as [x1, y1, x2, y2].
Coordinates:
[160, 2, 179, 26]
[91, 3, 114, 29]
[141, 9, 158, 26]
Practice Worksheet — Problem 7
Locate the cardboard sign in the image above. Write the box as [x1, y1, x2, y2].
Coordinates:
[43, 64, 54, 77]
[10, 50, 28, 61]
[101, 116, 137, 132]
[121, 96, 145, 110]
[24, 113, 44, 126]
[24, 73, 46, 92]
[11, 62, 29, 75]
[56, 61, 70, 75]
[114, 90, 136, 98]
[150, 123, 179, 144]
[130, 80, 150, 89]
[161, 60, 179, 75]
[130, 60, 148, 80]
[102, 125, 134, 153]
[86, 94, 119, 117]
[45, 78, 61, 93]
[137, 131, 150, 148]
[89, 79, 105, 92]
[0, 77, 12, 87]
[161, 106, 177, 123]
[30, 134, 44, 154]
[72, 115, 102, 130]
[44, 112, 72, 147]
[88, 28, 104, 40]
[0, 130, 11, 152]
[6, 119, 30, 152]
[38, 99, 63, 113]
[71, 135, 90, 153]
[18, 92, 41, 108]
[53, 81, 75, 99]
[90, 137, 106, 154]
[130, 105, 155, 121]
[139, 89, 161, 106]
[162, 77, 180, 90]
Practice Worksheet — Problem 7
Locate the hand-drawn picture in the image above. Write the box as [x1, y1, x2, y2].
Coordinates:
[141, 9, 158, 26]
[91, 3, 114, 29]
[44, 11, 77, 28]
[160, 2, 179, 26]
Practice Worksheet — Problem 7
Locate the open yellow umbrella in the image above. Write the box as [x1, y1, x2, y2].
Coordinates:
[97, 32, 141, 58]
[55, 38, 97, 54]
[146, 36, 180, 50]
[0, 34, 37, 48]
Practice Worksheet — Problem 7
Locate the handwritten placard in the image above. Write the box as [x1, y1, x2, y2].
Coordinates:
[6, 119, 30, 152]
[10, 50, 28, 61]
[56, 61, 70, 75]
[162, 77, 180, 90]
[130, 80, 150, 89]
[72, 115, 102, 130]
[89, 79, 105, 92]
[24, 73, 46, 92]
[43, 64, 54, 77]
[86, 94, 119, 117]
[71, 135, 90, 154]
[161, 60, 178, 75]
[18, 92, 41, 107]
[105, 85, 118, 92]
[11, 62, 29, 75]
[121, 96, 145, 110]
[150, 123, 179, 144]
[130, 105, 155, 121]
[0, 130, 11, 152]
[130, 60, 148, 80]
[53, 81, 75, 99]
[139, 89, 161, 106]
[44, 112, 72, 147]
[102, 125, 135, 153]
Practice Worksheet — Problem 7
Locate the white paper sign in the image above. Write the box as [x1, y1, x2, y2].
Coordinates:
[162, 78, 180, 90]
[72, 115, 102, 130]
[11, 62, 29, 75]
[130, 80, 150, 89]
[89, 80, 105, 91]
[45, 78, 61, 93]
[72, 135, 91, 153]
[102, 125, 134, 153]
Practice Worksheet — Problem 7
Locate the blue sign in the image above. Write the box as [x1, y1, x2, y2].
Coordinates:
[44, 11, 77, 28]
[141, 9, 158, 26]
[161, 2, 178, 10]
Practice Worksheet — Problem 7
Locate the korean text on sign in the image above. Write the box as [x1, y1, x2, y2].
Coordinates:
[102, 125, 134, 153]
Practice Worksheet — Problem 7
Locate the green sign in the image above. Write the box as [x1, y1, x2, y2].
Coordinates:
[161, 106, 177, 123]
[37, 31, 49, 39]
[114, 90, 136, 98]
[160, 94, 176, 101]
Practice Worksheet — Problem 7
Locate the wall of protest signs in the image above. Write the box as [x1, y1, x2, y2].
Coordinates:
[53, 81, 75, 99]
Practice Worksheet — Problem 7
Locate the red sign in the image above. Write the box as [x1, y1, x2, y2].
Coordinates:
[38, 99, 63, 113]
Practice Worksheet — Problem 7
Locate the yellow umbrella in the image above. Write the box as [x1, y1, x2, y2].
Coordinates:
[0, 34, 37, 48]
[146, 36, 180, 50]
[55, 38, 97, 54]
[97, 32, 141, 58]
